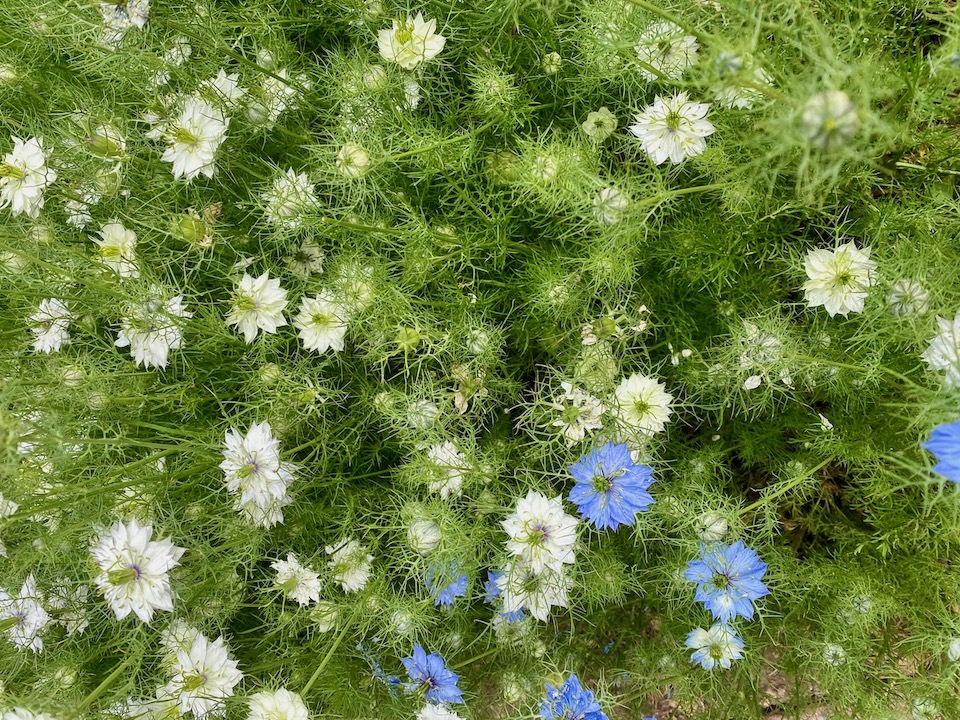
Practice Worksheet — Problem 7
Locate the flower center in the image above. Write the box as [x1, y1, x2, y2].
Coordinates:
[0, 162, 25, 179]
[395, 21, 416, 45]
[108, 564, 141, 585]
[182, 673, 207, 691]
[664, 110, 683, 132]
[174, 127, 199, 146]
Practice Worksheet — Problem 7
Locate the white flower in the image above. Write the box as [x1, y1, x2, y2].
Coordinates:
[801, 90, 858, 151]
[738, 322, 792, 390]
[548, 382, 604, 446]
[161, 97, 228, 181]
[628, 93, 715, 165]
[200, 69, 247, 109]
[696, 512, 728, 542]
[0, 575, 50, 653]
[160, 619, 202, 666]
[283, 240, 324, 278]
[325, 538, 373, 593]
[947, 638, 960, 663]
[246, 69, 305, 126]
[425, 441, 471, 499]
[3, 710, 57, 720]
[65, 186, 101, 227]
[166, 633, 243, 718]
[377, 14, 446, 70]
[0, 136, 56, 218]
[823, 642, 846, 666]
[887, 278, 929, 317]
[120, 689, 180, 720]
[225, 271, 289, 343]
[0, 493, 18, 517]
[714, 53, 772, 109]
[592, 187, 629, 225]
[634, 21, 698, 81]
[416, 705, 463, 720]
[922, 311, 960, 387]
[237, 494, 292, 529]
[115, 290, 192, 369]
[407, 399, 440, 429]
[614, 372, 673, 436]
[29, 298, 71, 354]
[100, 1, 149, 45]
[93, 221, 139, 278]
[407, 518, 442, 555]
[293, 291, 349, 353]
[247, 689, 309, 720]
[686, 623, 744, 670]
[581, 107, 617, 142]
[220, 421, 296, 524]
[264, 168, 316, 228]
[502, 491, 578, 574]
[271, 553, 320, 606]
[47, 582, 89, 636]
[90, 519, 185, 623]
[802, 242, 877, 317]
[311, 600, 338, 632]
[496, 561, 570, 622]
[912, 698, 939, 720]
[336, 143, 371, 178]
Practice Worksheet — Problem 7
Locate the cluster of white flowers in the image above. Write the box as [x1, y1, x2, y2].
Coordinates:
[220, 421, 297, 528]
[497, 491, 578, 621]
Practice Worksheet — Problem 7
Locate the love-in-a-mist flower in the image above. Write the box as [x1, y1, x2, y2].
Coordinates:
[264, 168, 316, 228]
[100, 1, 149, 45]
[496, 560, 570, 622]
[90, 518, 185, 623]
[568, 442, 655, 530]
[581, 107, 617, 142]
[402, 644, 463, 705]
[283, 240, 324, 278]
[161, 96, 228, 181]
[336, 143, 371, 178]
[887, 278, 929, 317]
[0, 575, 51, 653]
[502, 490, 578, 574]
[417, 706, 463, 720]
[801, 90, 858, 151]
[613, 372, 673, 436]
[226, 271, 289, 343]
[166, 633, 243, 718]
[549, 382, 605, 446]
[407, 518, 442, 555]
[293, 291, 349, 353]
[923, 419, 960, 483]
[592, 187, 628, 225]
[628, 93, 714, 165]
[714, 53, 772, 110]
[424, 564, 468, 607]
[325, 538, 373, 593]
[378, 14, 446, 70]
[0, 136, 56, 218]
[3, 709, 57, 720]
[220, 421, 297, 525]
[425, 441, 472, 499]
[540, 673, 608, 720]
[247, 689, 309, 720]
[272, 553, 321, 606]
[802, 242, 876, 317]
[634, 21, 698, 81]
[29, 298, 71, 354]
[685, 623, 744, 670]
[922, 311, 960, 388]
[684, 541, 769, 622]
[200, 69, 246, 109]
[115, 289, 191, 369]
[92, 221, 139, 278]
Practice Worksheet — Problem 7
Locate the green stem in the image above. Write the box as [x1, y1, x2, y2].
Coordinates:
[302, 618, 353, 695]
[71, 655, 138, 717]
[738, 457, 833, 516]
[388, 120, 497, 163]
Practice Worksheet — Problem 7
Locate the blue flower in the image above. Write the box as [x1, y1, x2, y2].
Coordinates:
[425, 564, 468, 607]
[923, 419, 960, 483]
[539, 674, 608, 720]
[568, 442, 654, 530]
[685, 623, 745, 670]
[402, 644, 463, 705]
[684, 541, 769, 622]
